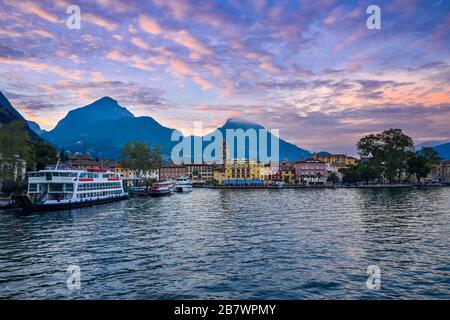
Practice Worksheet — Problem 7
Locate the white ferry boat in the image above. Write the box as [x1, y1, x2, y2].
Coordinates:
[13, 169, 128, 212]
[174, 177, 193, 193]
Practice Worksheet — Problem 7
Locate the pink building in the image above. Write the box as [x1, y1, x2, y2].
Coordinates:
[292, 160, 329, 184]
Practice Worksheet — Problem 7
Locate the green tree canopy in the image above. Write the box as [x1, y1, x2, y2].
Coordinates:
[407, 147, 441, 183]
[357, 128, 414, 183]
[120, 141, 163, 181]
[327, 172, 340, 185]
[0, 121, 57, 193]
[0, 121, 33, 161]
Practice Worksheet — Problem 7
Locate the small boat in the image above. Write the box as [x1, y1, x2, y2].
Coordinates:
[173, 177, 193, 193]
[140, 182, 173, 197]
[12, 168, 128, 212]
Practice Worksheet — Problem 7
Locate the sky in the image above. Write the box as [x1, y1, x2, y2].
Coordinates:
[0, 0, 449, 154]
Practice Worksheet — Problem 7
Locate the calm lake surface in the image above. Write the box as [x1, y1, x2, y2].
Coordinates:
[0, 187, 449, 299]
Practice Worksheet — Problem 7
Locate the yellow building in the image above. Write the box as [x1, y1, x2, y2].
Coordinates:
[281, 166, 296, 184]
[223, 159, 264, 185]
[213, 166, 225, 184]
[311, 153, 357, 166]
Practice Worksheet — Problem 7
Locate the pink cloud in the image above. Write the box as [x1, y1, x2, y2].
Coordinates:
[84, 12, 118, 31]
[138, 14, 162, 35]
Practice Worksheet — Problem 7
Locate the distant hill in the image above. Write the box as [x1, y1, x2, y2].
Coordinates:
[414, 140, 450, 160]
[415, 140, 450, 150]
[315, 151, 332, 156]
[41, 97, 311, 161]
[42, 97, 174, 159]
[432, 142, 450, 160]
[216, 118, 311, 161]
[0, 91, 39, 140]
[27, 120, 45, 135]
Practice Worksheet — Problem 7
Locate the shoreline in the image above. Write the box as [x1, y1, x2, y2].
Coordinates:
[194, 184, 450, 190]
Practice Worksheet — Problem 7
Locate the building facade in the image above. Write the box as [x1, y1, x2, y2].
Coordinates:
[223, 159, 264, 185]
[311, 153, 357, 166]
[66, 154, 118, 172]
[272, 163, 296, 184]
[443, 161, 450, 184]
[113, 166, 159, 187]
[186, 164, 214, 182]
[159, 164, 187, 181]
[213, 165, 226, 184]
[293, 160, 329, 185]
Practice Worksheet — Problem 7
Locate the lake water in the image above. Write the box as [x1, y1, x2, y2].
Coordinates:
[0, 187, 449, 299]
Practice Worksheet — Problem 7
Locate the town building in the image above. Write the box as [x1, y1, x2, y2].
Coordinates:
[112, 165, 159, 187]
[0, 154, 27, 193]
[311, 153, 357, 166]
[260, 162, 279, 182]
[66, 153, 118, 172]
[292, 159, 329, 185]
[213, 165, 226, 184]
[223, 159, 264, 185]
[159, 164, 187, 181]
[443, 161, 450, 184]
[272, 163, 296, 184]
[186, 164, 214, 182]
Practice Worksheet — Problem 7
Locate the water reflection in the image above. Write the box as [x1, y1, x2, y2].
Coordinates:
[0, 188, 449, 299]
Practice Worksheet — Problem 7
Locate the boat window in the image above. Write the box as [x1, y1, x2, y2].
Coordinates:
[64, 184, 74, 192]
[28, 184, 38, 192]
[49, 183, 64, 192]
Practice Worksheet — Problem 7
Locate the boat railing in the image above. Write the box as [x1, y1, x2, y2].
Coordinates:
[37, 190, 48, 203]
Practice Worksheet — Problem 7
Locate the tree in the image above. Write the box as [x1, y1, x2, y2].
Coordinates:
[340, 166, 362, 184]
[31, 140, 57, 170]
[357, 160, 378, 184]
[357, 128, 414, 183]
[407, 147, 441, 183]
[0, 121, 57, 193]
[0, 121, 33, 161]
[120, 141, 163, 186]
[327, 172, 339, 186]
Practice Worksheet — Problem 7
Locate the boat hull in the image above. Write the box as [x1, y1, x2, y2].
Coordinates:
[174, 186, 193, 193]
[139, 191, 172, 197]
[13, 194, 128, 213]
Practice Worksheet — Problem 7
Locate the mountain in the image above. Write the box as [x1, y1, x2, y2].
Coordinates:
[215, 118, 311, 161]
[27, 120, 45, 135]
[414, 140, 450, 160]
[416, 140, 450, 150]
[42, 97, 174, 159]
[43, 96, 134, 147]
[0, 91, 39, 139]
[315, 151, 332, 156]
[42, 97, 311, 161]
[432, 142, 450, 160]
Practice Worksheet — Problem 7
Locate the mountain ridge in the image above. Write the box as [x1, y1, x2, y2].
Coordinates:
[0, 91, 39, 140]
[41, 97, 311, 161]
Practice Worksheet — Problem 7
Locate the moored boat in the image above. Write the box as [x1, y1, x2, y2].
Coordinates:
[173, 177, 193, 193]
[139, 181, 173, 197]
[13, 168, 128, 212]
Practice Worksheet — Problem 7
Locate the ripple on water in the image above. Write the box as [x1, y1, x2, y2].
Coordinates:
[0, 187, 449, 299]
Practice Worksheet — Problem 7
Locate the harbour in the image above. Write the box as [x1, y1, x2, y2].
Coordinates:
[0, 187, 449, 299]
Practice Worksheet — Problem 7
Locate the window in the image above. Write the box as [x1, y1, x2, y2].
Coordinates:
[49, 183, 63, 192]
[28, 184, 38, 192]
